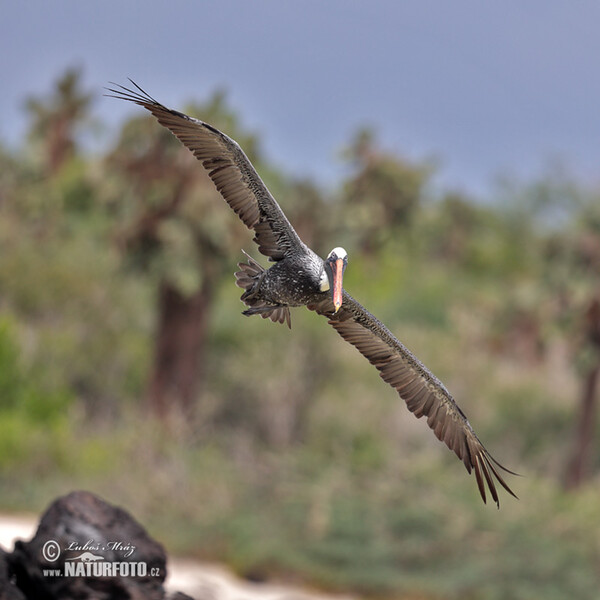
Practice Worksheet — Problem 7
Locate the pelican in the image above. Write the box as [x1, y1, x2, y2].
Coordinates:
[107, 81, 517, 506]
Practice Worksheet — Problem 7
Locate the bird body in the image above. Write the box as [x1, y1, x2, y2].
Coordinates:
[248, 249, 327, 307]
[235, 246, 344, 328]
[108, 81, 517, 506]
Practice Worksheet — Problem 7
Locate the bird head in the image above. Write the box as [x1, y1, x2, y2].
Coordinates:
[322, 247, 348, 313]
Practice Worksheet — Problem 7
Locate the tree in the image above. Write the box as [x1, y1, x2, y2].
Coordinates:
[565, 297, 600, 489]
[25, 67, 94, 175]
[109, 92, 261, 417]
[340, 127, 431, 255]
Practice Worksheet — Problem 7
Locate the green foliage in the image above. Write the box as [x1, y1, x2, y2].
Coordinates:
[340, 127, 433, 255]
[0, 317, 72, 420]
[0, 316, 73, 474]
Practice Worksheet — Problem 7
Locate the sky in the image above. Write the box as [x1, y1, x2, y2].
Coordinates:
[2, 1, 599, 197]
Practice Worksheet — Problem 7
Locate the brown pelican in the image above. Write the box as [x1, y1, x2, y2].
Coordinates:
[108, 81, 517, 506]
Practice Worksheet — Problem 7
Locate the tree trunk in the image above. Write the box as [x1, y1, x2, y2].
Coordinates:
[146, 280, 212, 418]
[565, 362, 600, 489]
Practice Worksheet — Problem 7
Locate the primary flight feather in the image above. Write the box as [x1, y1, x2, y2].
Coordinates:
[107, 81, 517, 506]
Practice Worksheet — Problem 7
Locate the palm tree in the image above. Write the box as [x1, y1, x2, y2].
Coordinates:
[25, 67, 93, 175]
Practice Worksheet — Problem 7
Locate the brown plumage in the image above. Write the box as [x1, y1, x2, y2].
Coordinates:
[308, 292, 517, 506]
[107, 80, 517, 506]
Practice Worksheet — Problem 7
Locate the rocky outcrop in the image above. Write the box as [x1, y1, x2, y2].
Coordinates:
[2, 491, 194, 600]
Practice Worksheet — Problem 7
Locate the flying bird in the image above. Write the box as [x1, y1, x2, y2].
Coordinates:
[107, 81, 517, 506]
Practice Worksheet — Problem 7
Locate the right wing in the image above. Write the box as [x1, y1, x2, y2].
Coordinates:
[309, 292, 518, 506]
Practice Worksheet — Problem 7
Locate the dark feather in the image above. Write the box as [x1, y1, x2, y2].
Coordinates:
[308, 291, 518, 507]
[234, 252, 292, 328]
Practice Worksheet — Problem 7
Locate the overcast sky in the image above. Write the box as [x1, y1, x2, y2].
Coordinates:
[2, 1, 599, 197]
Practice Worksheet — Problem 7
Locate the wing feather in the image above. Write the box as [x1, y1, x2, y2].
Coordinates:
[106, 81, 303, 261]
[308, 291, 517, 506]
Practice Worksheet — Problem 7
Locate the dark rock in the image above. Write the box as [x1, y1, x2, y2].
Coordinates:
[0, 546, 26, 600]
[8, 490, 169, 600]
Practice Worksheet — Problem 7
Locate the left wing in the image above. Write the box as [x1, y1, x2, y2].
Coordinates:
[308, 292, 517, 507]
[106, 81, 306, 262]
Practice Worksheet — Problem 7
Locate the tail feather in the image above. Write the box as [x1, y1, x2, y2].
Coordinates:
[235, 252, 264, 294]
[242, 305, 291, 328]
[234, 251, 291, 328]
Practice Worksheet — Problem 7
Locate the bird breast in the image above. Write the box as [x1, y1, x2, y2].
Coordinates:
[262, 253, 326, 306]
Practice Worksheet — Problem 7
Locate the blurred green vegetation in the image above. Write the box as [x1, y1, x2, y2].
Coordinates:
[1, 70, 600, 599]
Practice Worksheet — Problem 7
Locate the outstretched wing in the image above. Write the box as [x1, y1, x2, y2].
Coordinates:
[106, 81, 305, 261]
[308, 292, 517, 507]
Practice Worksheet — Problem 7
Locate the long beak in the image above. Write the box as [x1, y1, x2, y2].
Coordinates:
[331, 258, 344, 313]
